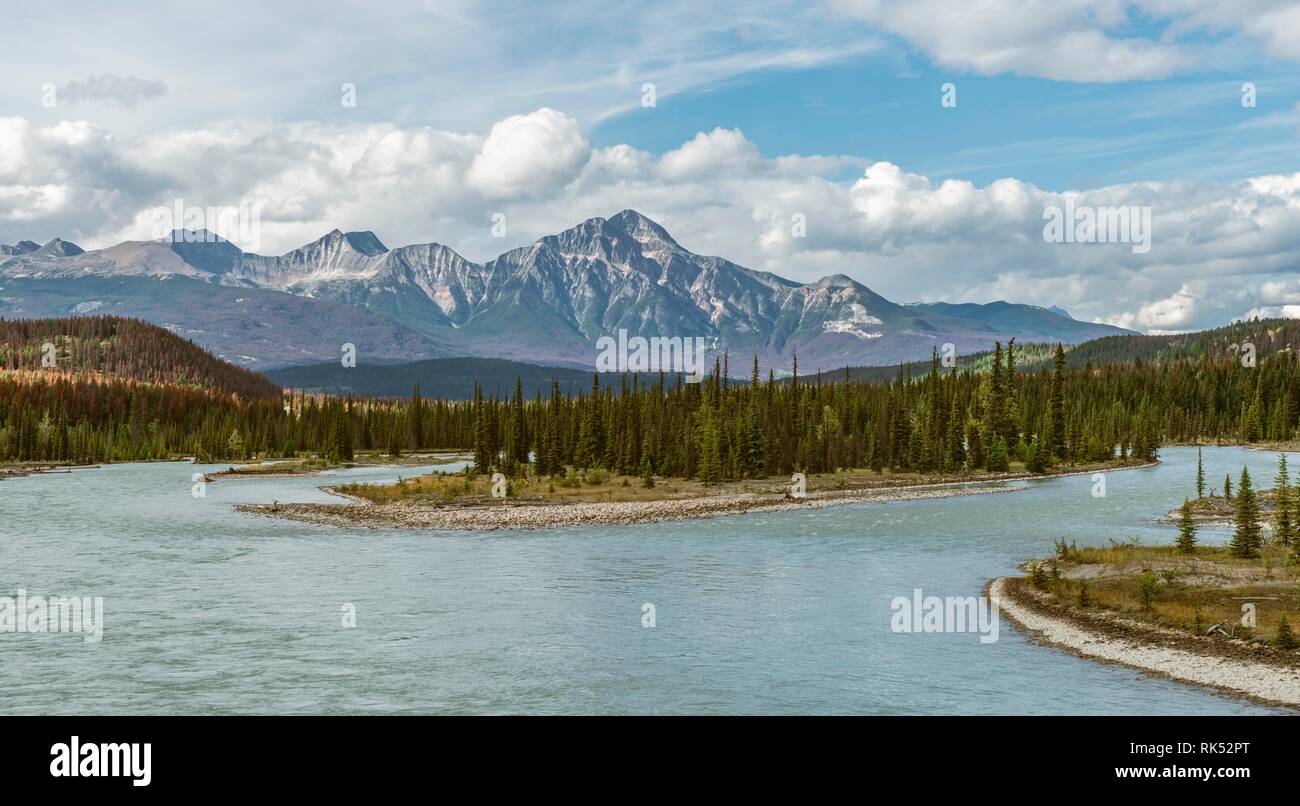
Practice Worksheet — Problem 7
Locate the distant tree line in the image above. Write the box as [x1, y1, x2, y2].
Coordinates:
[6, 317, 1300, 476]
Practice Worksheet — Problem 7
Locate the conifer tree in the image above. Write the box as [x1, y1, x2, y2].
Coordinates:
[946, 394, 966, 470]
[472, 383, 491, 473]
[696, 408, 722, 484]
[1275, 454, 1294, 546]
[1049, 343, 1066, 461]
[509, 376, 528, 465]
[1230, 466, 1262, 558]
[1177, 498, 1197, 553]
[986, 435, 1010, 472]
[410, 383, 424, 449]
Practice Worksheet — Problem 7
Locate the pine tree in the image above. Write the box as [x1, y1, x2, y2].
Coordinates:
[1195, 446, 1205, 498]
[1275, 454, 1294, 546]
[509, 376, 528, 465]
[1177, 498, 1197, 553]
[410, 383, 424, 449]
[1026, 437, 1046, 473]
[986, 435, 1009, 472]
[1230, 466, 1262, 558]
[1048, 343, 1066, 461]
[741, 402, 766, 478]
[696, 410, 722, 484]
[946, 394, 966, 470]
[472, 383, 491, 473]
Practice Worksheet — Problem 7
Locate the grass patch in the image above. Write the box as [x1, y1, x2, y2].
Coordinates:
[1027, 540, 1300, 646]
[332, 456, 1140, 507]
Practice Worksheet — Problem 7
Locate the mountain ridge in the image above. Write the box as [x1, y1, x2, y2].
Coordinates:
[1, 211, 1136, 369]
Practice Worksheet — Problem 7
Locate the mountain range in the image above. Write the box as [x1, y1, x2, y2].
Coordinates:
[0, 210, 1134, 371]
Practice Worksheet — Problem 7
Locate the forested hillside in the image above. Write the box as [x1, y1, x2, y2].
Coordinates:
[0, 316, 281, 399]
[3, 316, 1299, 477]
[827, 318, 1293, 383]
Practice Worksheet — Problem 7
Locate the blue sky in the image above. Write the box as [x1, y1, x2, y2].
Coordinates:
[2, 0, 1299, 332]
[593, 57, 1300, 190]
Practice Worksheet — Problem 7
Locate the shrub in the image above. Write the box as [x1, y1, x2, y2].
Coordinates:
[1030, 562, 1047, 589]
[555, 467, 581, 488]
[1275, 616, 1298, 650]
[1137, 570, 1160, 609]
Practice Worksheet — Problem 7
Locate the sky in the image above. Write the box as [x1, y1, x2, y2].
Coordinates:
[2, 0, 1299, 332]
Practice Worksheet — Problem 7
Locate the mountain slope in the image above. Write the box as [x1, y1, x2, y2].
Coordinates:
[1, 212, 1137, 370]
[907, 301, 1132, 343]
[0, 315, 281, 399]
[0, 275, 456, 367]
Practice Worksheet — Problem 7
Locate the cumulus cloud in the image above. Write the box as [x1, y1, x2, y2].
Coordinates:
[658, 128, 762, 181]
[1258, 279, 1300, 304]
[467, 108, 591, 198]
[58, 74, 167, 107]
[4, 110, 1300, 335]
[1105, 283, 1205, 332]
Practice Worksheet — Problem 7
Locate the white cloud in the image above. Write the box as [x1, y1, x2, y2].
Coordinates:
[0, 118, 29, 178]
[1239, 304, 1300, 322]
[467, 108, 590, 199]
[1135, 283, 1204, 330]
[658, 128, 762, 181]
[830, 0, 1188, 81]
[830, 0, 1300, 82]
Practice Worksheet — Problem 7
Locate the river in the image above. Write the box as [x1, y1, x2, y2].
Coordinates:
[0, 446, 1289, 714]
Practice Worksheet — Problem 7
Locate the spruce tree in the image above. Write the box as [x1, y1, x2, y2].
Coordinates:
[1195, 446, 1205, 498]
[1177, 498, 1197, 553]
[986, 435, 1010, 472]
[410, 383, 424, 449]
[1230, 466, 1262, 558]
[1275, 454, 1294, 546]
[1026, 437, 1046, 473]
[696, 409, 722, 484]
[472, 383, 491, 473]
[946, 395, 966, 470]
[742, 403, 766, 478]
[1049, 343, 1066, 461]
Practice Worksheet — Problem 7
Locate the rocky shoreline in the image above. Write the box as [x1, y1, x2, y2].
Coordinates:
[991, 576, 1300, 708]
[237, 463, 1154, 531]
[241, 478, 1033, 531]
[0, 463, 101, 481]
